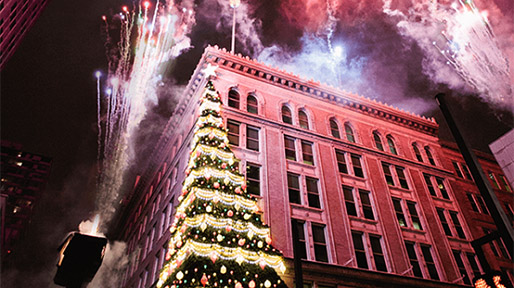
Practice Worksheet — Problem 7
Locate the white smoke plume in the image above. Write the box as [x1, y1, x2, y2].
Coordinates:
[383, 0, 513, 109]
[89, 241, 129, 287]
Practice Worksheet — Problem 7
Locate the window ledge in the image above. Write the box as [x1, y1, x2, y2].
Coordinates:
[400, 227, 426, 235]
[447, 236, 468, 243]
[286, 159, 316, 169]
[290, 203, 324, 214]
[348, 216, 378, 225]
[340, 173, 366, 181]
[431, 196, 453, 204]
[388, 186, 411, 193]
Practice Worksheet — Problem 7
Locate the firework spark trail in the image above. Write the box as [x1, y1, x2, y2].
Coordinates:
[94, 0, 196, 227]
[324, 0, 339, 55]
[383, 0, 512, 109]
[96, 72, 103, 179]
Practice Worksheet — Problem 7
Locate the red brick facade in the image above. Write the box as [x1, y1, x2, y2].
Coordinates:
[113, 46, 513, 288]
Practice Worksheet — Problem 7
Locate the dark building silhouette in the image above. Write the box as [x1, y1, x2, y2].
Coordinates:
[1, 140, 52, 268]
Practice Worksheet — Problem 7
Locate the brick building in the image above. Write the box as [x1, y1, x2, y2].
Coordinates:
[0, 140, 52, 269]
[112, 46, 513, 288]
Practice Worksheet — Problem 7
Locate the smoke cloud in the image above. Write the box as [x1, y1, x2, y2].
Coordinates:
[89, 241, 129, 287]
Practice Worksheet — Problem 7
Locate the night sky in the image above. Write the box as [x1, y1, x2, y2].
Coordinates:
[1, 0, 513, 286]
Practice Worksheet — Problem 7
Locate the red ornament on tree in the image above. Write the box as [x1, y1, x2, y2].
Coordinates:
[213, 182, 220, 189]
[201, 274, 208, 287]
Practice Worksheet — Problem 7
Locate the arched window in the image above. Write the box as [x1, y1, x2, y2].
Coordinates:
[412, 143, 423, 162]
[425, 146, 436, 165]
[228, 89, 240, 109]
[247, 94, 258, 114]
[386, 135, 398, 155]
[298, 110, 309, 129]
[329, 119, 340, 138]
[345, 123, 355, 143]
[281, 105, 292, 124]
[373, 131, 384, 151]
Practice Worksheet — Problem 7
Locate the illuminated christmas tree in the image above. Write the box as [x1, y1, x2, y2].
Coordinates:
[156, 74, 287, 288]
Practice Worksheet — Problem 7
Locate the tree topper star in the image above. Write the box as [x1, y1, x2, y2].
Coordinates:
[202, 63, 218, 79]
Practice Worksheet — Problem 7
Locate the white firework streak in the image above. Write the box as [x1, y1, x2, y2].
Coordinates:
[383, 0, 512, 109]
[96, 1, 196, 227]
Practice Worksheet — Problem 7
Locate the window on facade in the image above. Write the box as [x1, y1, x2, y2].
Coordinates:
[505, 202, 514, 222]
[499, 175, 512, 192]
[227, 120, 240, 146]
[306, 177, 321, 209]
[452, 161, 464, 178]
[466, 253, 481, 278]
[373, 131, 384, 151]
[301, 140, 314, 165]
[382, 162, 409, 189]
[351, 154, 364, 178]
[343, 185, 357, 216]
[413, 143, 423, 162]
[359, 189, 375, 220]
[287, 173, 301, 204]
[247, 164, 260, 196]
[293, 220, 307, 259]
[228, 89, 240, 109]
[351, 232, 368, 269]
[449, 211, 466, 239]
[284, 135, 296, 161]
[461, 163, 473, 180]
[437, 208, 453, 236]
[247, 94, 258, 114]
[370, 235, 387, 272]
[336, 150, 348, 174]
[343, 186, 375, 220]
[435, 177, 450, 199]
[298, 110, 309, 129]
[420, 245, 439, 280]
[281, 105, 293, 124]
[392, 198, 422, 230]
[425, 174, 450, 199]
[382, 163, 394, 186]
[452, 250, 471, 285]
[386, 135, 398, 155]
[424, 146, 436, 165]
[423, 174, 436, 196]
[345, 123, 356, 143]
[246, 125, 259, 151]
[407, 201, 422, 230]
[467, 193, 489, 215]
[392, 198, 407, 227]
[488, 171, 500, 189]
[404, 242, 423, 277]
[312, 224, 328, 262]
[330, 119, 340, 138]
[395, 166, 409, 189]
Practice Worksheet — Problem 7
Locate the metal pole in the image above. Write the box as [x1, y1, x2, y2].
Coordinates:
[291, 219, 303, 288]
[231, 7, 236, 53]
[435, 93, 514, 251]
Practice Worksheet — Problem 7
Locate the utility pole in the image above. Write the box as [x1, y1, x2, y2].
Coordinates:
[435, 93, 514, 260]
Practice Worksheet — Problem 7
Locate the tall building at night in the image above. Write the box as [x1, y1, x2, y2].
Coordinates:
[112, 46, 513, 288]
[0, 140, 52, 269]
[0, 0, 50, 69]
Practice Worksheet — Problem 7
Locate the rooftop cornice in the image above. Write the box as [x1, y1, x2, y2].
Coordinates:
[200, 45, 439, 136]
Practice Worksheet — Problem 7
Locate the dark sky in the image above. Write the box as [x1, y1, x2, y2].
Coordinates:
[1, 0, 512, 286]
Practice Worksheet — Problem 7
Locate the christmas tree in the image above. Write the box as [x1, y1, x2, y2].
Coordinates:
[156, 76, 288, 288]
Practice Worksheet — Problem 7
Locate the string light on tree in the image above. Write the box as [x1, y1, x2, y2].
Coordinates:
[157, 77, 287, 288]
